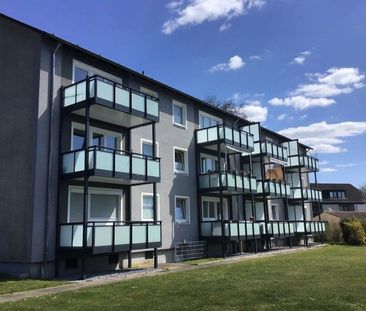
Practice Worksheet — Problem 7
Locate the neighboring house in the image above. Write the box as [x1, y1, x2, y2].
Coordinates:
[312, 183, 366, 214]
[0, 13, 325, 279]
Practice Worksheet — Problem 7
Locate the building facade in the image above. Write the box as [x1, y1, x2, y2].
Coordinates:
[0, 14, 325, 278]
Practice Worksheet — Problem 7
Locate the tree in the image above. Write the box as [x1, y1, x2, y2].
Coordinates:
[360, 184, 366, 200]
[204, 96, 247, 120]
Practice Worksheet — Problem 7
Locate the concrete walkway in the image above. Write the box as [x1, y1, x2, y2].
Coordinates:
[0, 244, 327, 304]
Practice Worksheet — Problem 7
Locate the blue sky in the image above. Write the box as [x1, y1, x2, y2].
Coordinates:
[1, 0, 366, 186]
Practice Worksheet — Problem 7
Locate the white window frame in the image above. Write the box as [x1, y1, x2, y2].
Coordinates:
[67, 186, 123, 222]
[174, 196, 190, 224]
[141, 193, 160, 221]
[271, 203, 279, 220]
[140, 138, 160, 157]
[200, 153, 219, 174]
[173, 146, 189, 175]
[140, 86, 158, 98]
[72, 60, 122, 83]
[71, 122, 123, 150]
[198, 110, 222, 129]
[201, 196, 228, 221]
[172, 100, 187, 129]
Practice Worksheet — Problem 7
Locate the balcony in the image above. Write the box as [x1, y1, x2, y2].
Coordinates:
[201, 220, 262, 240]
[63, 75, 159, 128]
[257, 181, 291, 198]
[294, 221, 326, 234]
[286, 154, 319, 172]
[196, 124, 254, 153]
[62, 146, 160, 184]
[266, 221, 296, 237]
[253, 140, 288, 162]
[198, 171, 257, 194]
[59, 221, 161, 254]
[290, 187, 323, 202]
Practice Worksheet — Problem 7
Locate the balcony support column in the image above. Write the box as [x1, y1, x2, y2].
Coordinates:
[314, 171, 324, 244]
[250, 194, 257, 253]
[298, 159, 308, 247]
[195, 133, 202, 240]
[152, 122, 158, 268]
[81, 76, 91, 280]
[217, 127, 226, 258]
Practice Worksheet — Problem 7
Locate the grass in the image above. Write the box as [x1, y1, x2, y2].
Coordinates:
[182, 257, 220, 265]
[2, 245, 366, 310]
[0, 274, 67, 295]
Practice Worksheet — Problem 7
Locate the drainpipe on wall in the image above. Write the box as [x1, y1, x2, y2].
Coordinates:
[41, 42, 62, 279]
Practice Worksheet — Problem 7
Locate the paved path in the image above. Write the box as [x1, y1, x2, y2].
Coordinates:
[0, 244, 327, 304]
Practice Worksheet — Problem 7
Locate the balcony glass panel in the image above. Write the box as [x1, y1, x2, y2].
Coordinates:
[241, 132, 248, 146]
[64, 85, 76, 107]
[230, 223, 238, 237]
[132, 157, 146, 176]
[148, 224, 161, 243]
[292, 188, 302, 199]
[114, 226, 130, 245]
[147, 98, 159, 117]
[115, 85, 130, 108]
[132, 225, 146, 244]
[60, 225, 72, 247]
[208, 127, 218, 141]
[74, 151, 85, 172]
[94, 226, 113, 247]
[96, 79, 114, 102]
[239, 223, 246, 236]
[131, 92, 145, 113]
[257, 182, 263, 193]
[220, 174, 227, 187]
[250, 178, 257, 192]
[76, 81, 86, 102]
[296, 222, 305, 232]
[254, 142, 261, 154]
[201, 223, 211, 236]
[253, 223, 260, 235]
[115, 154, 130, 173]
[147, 160, 160, 178]
[196, 130, 207, 144]
[63, 153, 74, 174]
[227, 174, 235, 188]
[248, 135, 254, 148]
[233, 129, 240, 143]
[224, 127, 233, 141]
[236, 175, 243, 188]
[212, 223, 222, 236]
[95, 151, 113, 171]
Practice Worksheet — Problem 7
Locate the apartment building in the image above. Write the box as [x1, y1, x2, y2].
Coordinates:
[0, 14, 325, 279]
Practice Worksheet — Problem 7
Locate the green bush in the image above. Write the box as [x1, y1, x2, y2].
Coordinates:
[323, 222, 343, 243]
[340, 218, 366, 245]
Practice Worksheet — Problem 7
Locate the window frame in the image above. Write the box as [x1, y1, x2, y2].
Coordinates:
[141, 193, 160, 221]
[140, 138, 159, 157]
[174, 196, 190, 224]
[172, 100, 187, 129]
[173, 146, 189, 175]
[201, 196, 227, 221]
[271, 203, 279, 220]
[72, 60, 122, 84]
[198, 110, 222, 129]
[67, 186, 123, 223]
[140, 86, 158, 98]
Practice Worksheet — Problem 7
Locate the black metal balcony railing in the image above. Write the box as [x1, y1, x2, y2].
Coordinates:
[253, 140, 288, 161]
[200, 220, 326, 240]
[63, 75, 159, 122]
[198, 171, 257, 194]
[196, 124, 254, 152]
[257, 180, 291, 198]
[59, 221, 162, 254]
[290, 187, 323, 202]
[62, 146, 160, 182]
[287, 154, 319, 172]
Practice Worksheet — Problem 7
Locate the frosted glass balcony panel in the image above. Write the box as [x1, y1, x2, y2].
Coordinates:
[147, 99, 159, 117]
[114, 226, 130, 245]
[131, 93, 145, 112]
[212, 223, 222, 236]
[72, 225, 83, 247]
[64, 85, 76, 107]
[76, 81, 86, 102]
[239, 223, 246, 236]
[96, 80, 113, 102]
[147, 160, 160, 177]
[201, 223, 211, 236]
[63, 153, 74, 174]
[230, 223, 238, 237]
[74, 151, 85, 172]
[132, 225, 146, 244]
[224, 127, 233, 141]
[207, 127, 218, 141]
[115, 154, 130, 173]
[132, 157, 146, 176]
[115, 86, 130, 108]
[95, 151, 113, 171]
[94, 226, 113, 247]
[148, 225, 161, 243]
[196, 130, 207, 143]
[227, 174, 235, 187]
[60, 226, 72, 247]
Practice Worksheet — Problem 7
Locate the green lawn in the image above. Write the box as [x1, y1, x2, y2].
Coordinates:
[0, 274, 67, 295]
[2, 245, 366, 310]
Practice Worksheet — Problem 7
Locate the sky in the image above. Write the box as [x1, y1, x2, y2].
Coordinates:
[1, 0, 366, 186]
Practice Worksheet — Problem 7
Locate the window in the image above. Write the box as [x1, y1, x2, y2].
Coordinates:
[199, 111, 222, 129]
[201, 156, 219, 174]
[329, 191, 347, 199]
[73, 60, 122, 83]
[271, 204, 279, 220]
[140, 87, 158, 98]
[141, 139, 159, 157]
[202, 197, 227, 221]
[71, 123, 122, 151]
[175, 196, 190, 224]
[141, 193, 160, 221]
[172, 101, 187, 128]
[68, 187, 122, 222]
[174, 147, 188, 174]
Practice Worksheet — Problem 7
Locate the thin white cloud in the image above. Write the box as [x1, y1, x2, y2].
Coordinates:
[237, 100, 268, 122]
[335, 163, 358, 168]
[276, 113, 294, 121]
[318, 160, 329, 166]
[209, 55, 245, 72]
[219, 22, 231, 31]
[268, 67, 365, 110]
[249, 55, 261, 61]
[291, 50, 311, 65]
[320, 167, 337, 173]
[278, 121, 366, 153]
[162, 0, 265, 34]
